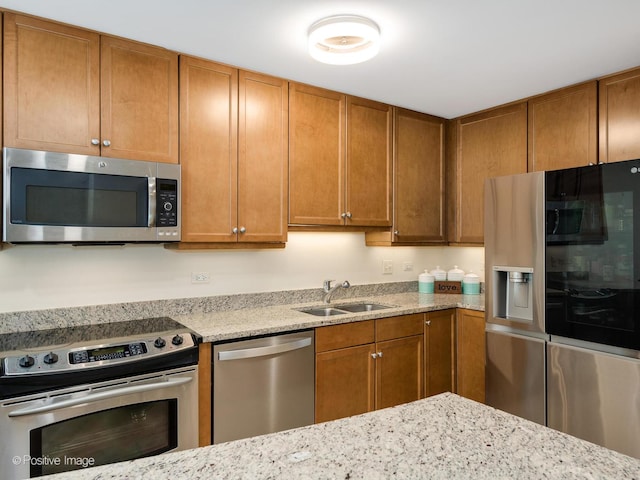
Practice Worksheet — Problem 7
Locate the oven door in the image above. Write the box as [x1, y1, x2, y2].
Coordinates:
[545, 160, 640, 352]
[0, 366, 197, 479]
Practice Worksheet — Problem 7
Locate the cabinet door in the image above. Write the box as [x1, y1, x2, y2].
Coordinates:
[456, 309, 486, 403]
[315, 343, 376, 423]
[179, 56, 238, 242]
[528, 81, 597, 172]
[599, 67, 640, 163]
[3, 13, 100, 155]
[346, 96, 393, 226]
[237, 71, 288, 243]
[393, 109, 446, 242]
[425, 309, 455, 397]
[289, 83, 345, 226]
[451, 102, 527, 243]
[376, 335, 424, 409]
[101, 36, 178, 163]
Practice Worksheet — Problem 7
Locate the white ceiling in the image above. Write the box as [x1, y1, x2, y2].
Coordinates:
[1, 0, 639, 119]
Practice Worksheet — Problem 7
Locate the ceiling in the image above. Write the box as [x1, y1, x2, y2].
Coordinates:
[0, 0, 639, 119]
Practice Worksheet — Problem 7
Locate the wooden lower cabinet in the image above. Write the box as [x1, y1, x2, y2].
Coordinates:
[425, 309, 456, 397]
[198, 342, 212, 446]
[315, 315, 423, 423]
[456, 308, 486, 403]
[375, 335, 423, 409]
[315, 343, 376, 422]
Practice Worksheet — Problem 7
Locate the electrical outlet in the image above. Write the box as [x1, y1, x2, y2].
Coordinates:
[382, 260, 393, 275]
[191, 272, 211, 284]
[403, 262, 414, 272]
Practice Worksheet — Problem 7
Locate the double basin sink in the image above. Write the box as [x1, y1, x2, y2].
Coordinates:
[299, 303, 392, 317]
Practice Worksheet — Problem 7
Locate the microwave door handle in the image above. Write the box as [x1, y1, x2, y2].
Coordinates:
[7, 376, 193, 417]
[148, 177, 157, 227]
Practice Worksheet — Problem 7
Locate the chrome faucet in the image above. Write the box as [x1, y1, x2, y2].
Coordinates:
[323, 279, 350, 304]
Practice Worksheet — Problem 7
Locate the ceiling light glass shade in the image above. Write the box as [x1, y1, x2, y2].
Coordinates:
[308, 15, 380, 65]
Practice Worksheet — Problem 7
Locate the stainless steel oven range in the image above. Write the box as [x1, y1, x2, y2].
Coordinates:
[0, 317, 200, 479]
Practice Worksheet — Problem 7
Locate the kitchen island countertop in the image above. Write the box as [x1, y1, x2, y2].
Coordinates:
[43, 392, 640, 480]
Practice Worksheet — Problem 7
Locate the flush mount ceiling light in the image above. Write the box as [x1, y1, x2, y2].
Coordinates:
[308, 15, 381, 65]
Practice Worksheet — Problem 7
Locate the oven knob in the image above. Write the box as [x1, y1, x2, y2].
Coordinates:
[154, 337, 166, 348]
[171, 334, 184, 346]
[164, 202, 173, 212]
[43, 352, 59, 364]
[19, 355, 35, 368]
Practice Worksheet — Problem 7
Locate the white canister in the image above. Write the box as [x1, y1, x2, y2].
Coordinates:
[447, 265, 465, 282]
[418, 271, 435, 294]
[429, 266, 447, 281]
[462, 271, 480, 295]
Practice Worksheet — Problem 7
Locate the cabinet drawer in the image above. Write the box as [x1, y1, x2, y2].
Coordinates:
[376, 314, 424, 342]
[315, 320, 375, 353]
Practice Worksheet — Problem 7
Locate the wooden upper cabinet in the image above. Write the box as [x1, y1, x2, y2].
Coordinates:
[237, 70, 289, 243]
[528, 81, 597, 171]
[3, 13, 101, 155]
[346, 96, 392, 227]
[289, 83, 345, 226]
[288, 83, 391, 227]
[178, 56, 287, 245]
[367, 109, 446, 245]
[449, 102, 527, 244]
[179, 56, 238, 243]
[3, 13, 178, 163]
[599, 67, 640, 163]
[100, 36, 178, 163]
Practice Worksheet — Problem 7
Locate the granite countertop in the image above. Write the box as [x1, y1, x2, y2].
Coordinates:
[175, 292, 483, 343]
[43, 392, 640, 480]
[0, 283, 482, 343]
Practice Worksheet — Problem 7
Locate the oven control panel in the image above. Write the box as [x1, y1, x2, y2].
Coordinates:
[1, 332, 197, 376]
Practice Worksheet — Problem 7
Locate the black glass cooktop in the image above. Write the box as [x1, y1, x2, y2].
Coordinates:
[0, 317, 190, 355]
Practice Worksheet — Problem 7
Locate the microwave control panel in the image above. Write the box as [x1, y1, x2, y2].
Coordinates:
[157, 178, 178, 228]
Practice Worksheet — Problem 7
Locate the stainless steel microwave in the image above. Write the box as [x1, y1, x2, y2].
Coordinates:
[2, 148, 180, 244]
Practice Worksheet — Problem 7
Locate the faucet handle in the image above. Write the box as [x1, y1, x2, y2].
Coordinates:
[323, 279, 335, 292]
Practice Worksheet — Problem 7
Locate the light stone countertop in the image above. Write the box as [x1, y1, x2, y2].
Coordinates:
[175, 292, 484, 343]
[0, 283, 481, 340]
[42, 392, 640, 480]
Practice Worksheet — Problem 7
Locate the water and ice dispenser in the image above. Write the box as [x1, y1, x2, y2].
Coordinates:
[492, 267, 534, 322]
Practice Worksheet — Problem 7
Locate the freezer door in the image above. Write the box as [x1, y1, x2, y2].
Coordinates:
[486, 329, 546, 425]
[485, 171, 546, 334]
[547, 342, 640, 459]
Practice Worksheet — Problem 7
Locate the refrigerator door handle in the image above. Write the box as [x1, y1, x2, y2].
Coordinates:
[552, 208, 560, 235]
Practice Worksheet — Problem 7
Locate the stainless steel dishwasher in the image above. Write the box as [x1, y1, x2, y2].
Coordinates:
[212, 330, 314, 443]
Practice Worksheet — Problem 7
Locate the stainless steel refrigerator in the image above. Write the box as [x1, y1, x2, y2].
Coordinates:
[484, 171, 548, 425]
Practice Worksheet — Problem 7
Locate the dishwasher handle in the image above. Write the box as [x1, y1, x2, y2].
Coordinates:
[217, 337, 312, 361]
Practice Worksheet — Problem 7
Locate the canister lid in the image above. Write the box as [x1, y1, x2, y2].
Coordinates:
[419, 271, 435, 281]
[447, 265, 465, 281]
[463, 271, 480, 283]
[429, 266, 447, 280]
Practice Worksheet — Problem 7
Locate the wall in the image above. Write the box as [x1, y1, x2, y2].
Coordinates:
[0, 232, 484, 313]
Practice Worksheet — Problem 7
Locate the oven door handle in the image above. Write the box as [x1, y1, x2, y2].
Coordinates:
[7, 376, 193, 417]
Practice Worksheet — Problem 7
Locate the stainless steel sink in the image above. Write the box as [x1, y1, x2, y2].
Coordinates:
[299, 307, 346, 316]
[333, 303, 392, 313]
[298, 303, 392, 316]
